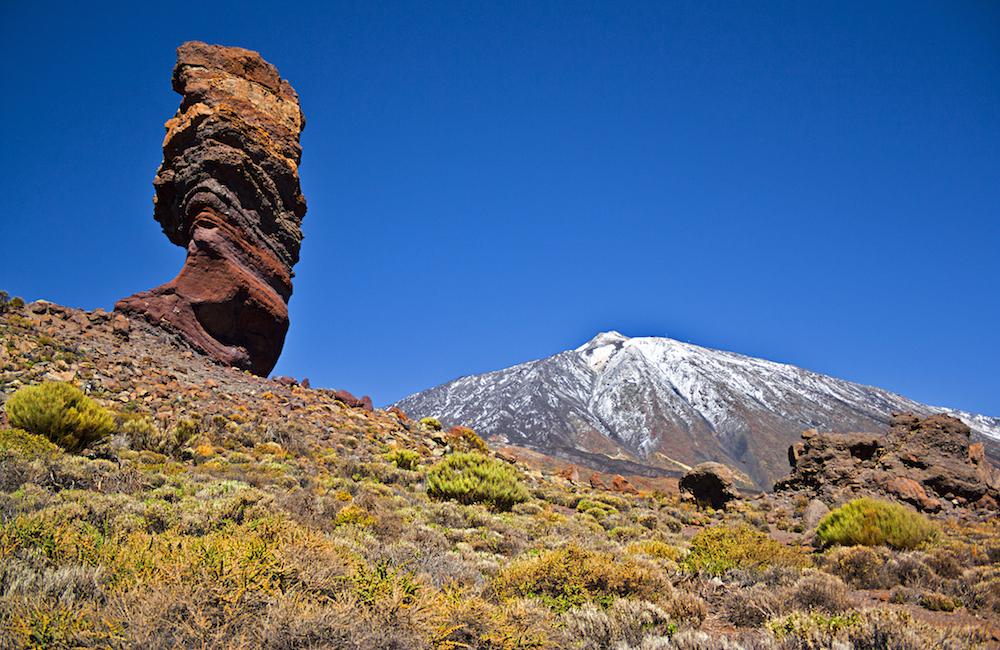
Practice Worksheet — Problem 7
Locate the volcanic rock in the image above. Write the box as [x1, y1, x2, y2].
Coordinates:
[775, 413, 1000, 513]
[116, 41, 307, 376]
[325, 389, 374, 411]
[611, 474, 640, 494]
[680, 462, 740, 509]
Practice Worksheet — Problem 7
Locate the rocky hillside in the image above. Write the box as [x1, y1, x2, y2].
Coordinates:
[1, 299, 998, 649]
[396, 331, 1000, 488]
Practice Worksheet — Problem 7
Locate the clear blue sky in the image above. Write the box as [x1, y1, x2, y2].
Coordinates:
[1, 1, 998, 413]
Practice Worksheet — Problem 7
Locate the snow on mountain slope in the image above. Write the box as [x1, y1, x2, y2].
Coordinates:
[395, 332, 1000, 488]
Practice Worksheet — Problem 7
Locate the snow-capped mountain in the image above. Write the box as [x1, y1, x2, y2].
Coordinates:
[395, 331, 1000, 488]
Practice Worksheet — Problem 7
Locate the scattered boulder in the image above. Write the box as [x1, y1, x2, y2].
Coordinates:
[558, 465, 580, 484]
[611, 474, 639, 495]
[325, 389, 373, 411]
[680, 462, 740, 509]
[589, 473, 606, 489]
[802, 499, 830, 530]
[117, 42, 307, 376]
[775, 413, 999, 513]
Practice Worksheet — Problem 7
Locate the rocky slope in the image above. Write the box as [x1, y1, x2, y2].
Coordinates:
[117, 41, 307, 376]
[1, 300, 998, 649]
[396, 331, 1000, 488]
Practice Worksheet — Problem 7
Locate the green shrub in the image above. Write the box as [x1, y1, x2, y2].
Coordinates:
[419, 417, 443, 431]
[683, 525, 809, 576]
[4, 382, 114, 452]
[426, 452, 529, 511]
[383, 448, 421, 471]
[576, 499, 619, 520]
[816, 498, 937, 550]
[494, 544, 669, 612]
[0, 428, 62, 458]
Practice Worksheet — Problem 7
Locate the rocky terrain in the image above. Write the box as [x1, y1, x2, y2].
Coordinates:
[776, 413, 1000, 513]
[1, 298, 999, 649]
[117, 42, 307, 376]
[396, 331, 1000, 489]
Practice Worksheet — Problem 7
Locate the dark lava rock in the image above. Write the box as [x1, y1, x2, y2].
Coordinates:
[680, 461, 740, 509]
[117, 42, 307, 376]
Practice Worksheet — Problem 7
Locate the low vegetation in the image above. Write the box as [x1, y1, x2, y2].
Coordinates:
[426, 452, 529, 510]
[682, 525, 810, 576]
[4, 381, 114, 452]
[494, 544, 669, 612]
[816, 497, 937, 550]
[0, 306, 997, 648]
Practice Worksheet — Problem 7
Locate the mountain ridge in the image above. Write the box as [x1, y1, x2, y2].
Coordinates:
[396, 331, 1000, 488]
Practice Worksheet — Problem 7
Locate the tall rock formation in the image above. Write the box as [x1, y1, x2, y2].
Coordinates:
[117, 42, 307, 376]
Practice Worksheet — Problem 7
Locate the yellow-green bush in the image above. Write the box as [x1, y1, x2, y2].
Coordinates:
[384, 448, 421, 471]
[426, 452, 529, 511]
[4, 382, 114, 452]
[627, 540, 683, 562]
[576, 499, 618, 520]
[419, 417, 443, 431]
[494, 544, 669, 612]
[816, 498, 937, 550]
[0, 428, 62, 459]
[682, 525, 809, 576]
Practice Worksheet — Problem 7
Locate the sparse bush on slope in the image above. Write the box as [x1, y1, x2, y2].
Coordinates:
[494, 544, 669, 612]
[426, 452, 529, 510]
[4, 382, 114, 452]
[683, 525, 809, 576]
[816, 498, 936, 550]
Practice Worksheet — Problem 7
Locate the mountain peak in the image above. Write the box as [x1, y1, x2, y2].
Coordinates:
[577, 330, 629, 350]
[576, 331, 630, 371]
[397, 332, 1000, 488]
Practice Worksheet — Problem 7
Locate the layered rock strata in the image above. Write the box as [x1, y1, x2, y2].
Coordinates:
[117, 41, 306, 376]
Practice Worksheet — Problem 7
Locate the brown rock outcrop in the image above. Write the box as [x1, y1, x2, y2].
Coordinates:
[775, 413, 1000, 513]
[680, 461, 740, 509]
[116, 41, 307, 376]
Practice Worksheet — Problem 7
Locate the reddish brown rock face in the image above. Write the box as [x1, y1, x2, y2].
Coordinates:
[116, 42, 306, 376]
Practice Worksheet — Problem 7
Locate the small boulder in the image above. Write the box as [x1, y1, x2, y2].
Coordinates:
[611, 474, 639, 494]
[885, 476, 941, 512]
[558, 465, 580, 484]
[326, 389, 374, 411]
[802, 499, 830, 529]
[680, 462, 740, 509]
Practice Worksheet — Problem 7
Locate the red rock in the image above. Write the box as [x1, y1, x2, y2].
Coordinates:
[328, 389, 374, 411]
[885, 477, 940, 512]
[116, 42, 307, 376]
[611, 474, 639, 494]
[589, 473, 606, 489]
[272, 376, 298, 387]
[557, 465, 580, 484]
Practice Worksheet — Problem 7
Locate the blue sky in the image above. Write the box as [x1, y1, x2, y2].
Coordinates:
[1, 1, 998, 413]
